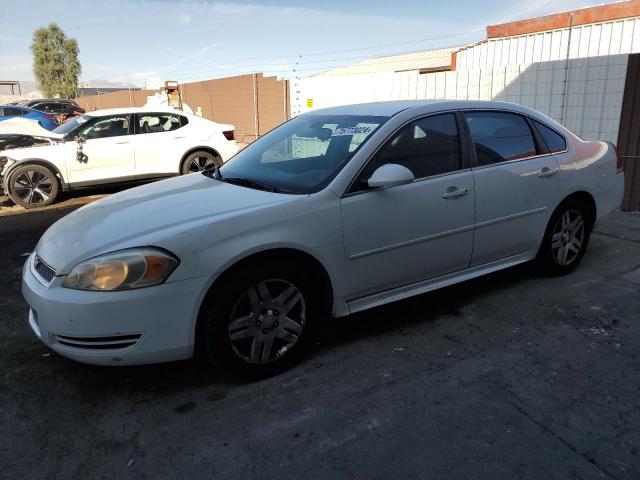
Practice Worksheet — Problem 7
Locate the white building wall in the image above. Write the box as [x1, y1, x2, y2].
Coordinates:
[456, 17, 640, 69]
[292, 54, 629, 144]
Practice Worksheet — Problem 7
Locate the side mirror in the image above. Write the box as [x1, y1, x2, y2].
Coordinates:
[76, 134, 86, 145]
[367, 163, 415, 189]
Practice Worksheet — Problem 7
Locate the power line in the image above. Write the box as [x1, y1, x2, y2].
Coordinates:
[161, 29, 484, 77]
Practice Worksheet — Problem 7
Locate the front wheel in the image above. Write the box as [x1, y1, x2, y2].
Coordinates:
[537, 199, 592, 275]
[7, 164, 59, 209]
[181, 151, 222, 175]
[202, 260, 320, 378]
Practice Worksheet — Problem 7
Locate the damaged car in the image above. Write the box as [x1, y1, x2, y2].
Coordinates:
[1, 107, 239, 208]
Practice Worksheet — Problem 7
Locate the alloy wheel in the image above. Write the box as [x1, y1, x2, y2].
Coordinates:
[551, 209, 585, 266]
[227, 279, 306, 364]
[188, 156, 216, 172]
[12, 170, 54, 206]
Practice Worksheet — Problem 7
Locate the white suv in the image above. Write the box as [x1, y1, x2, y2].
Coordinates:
[0, 107, 239, 208]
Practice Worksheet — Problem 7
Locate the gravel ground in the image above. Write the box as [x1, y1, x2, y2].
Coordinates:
[1, 204, 639, 479]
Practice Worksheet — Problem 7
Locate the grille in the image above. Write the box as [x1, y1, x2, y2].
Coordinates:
[53, 333, 142, 350]
[34, 254, 56, 283]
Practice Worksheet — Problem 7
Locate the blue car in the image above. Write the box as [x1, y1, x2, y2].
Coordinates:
[0, 104, 58, 131]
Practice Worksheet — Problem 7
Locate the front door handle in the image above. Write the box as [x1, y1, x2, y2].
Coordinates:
[174, 136, 186, 139]
[538, 166, 559, 178]
[115, 141, 130, 145]
[442, 186, 469, 199]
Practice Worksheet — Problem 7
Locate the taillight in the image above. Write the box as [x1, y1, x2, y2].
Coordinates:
[223, 130, 235, 141]
[614, 144, 624, 173]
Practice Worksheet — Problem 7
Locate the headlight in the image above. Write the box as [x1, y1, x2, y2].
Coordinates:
[62, 248, 179, 291]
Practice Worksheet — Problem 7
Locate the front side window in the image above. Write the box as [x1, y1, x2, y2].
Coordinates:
[219, 114, 388, 194]
[3, 107, 26, 116]
[137, 113, 183, 134]
[80, 115, 131, 139]
[353, 113, 462, 191]
[533, 120, 567, 153]
[465, 111, 537, 166]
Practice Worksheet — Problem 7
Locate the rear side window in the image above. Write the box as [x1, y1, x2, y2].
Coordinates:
[533, 120, 566, 153]
[137, 113, 183, 134]
[359, 113, 462, 184]
[465, 111, 537, 166]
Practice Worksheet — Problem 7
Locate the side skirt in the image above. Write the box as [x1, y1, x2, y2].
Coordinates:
[342, 249, 536, 316]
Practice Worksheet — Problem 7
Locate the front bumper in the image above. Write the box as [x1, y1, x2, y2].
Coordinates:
[21, 253, 210, 366]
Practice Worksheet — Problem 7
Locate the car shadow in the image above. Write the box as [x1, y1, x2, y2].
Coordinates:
[317, 261, 537, 351]
[47, 261, 538, 396]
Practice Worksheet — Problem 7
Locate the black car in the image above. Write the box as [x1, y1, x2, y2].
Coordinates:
[20, 99, 85, 117]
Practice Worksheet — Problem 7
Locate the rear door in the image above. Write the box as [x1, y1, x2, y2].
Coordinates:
[464, 110, 561, 266]
[133, 112, 188, 177]
[66, 114, 135, 184]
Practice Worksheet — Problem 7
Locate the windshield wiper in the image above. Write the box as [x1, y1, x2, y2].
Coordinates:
[222, 176, 281, 193]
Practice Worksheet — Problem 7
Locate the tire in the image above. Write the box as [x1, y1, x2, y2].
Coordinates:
[7, 164, 59, 209]
[202, 259, 322, 379]
[536, 198, 593, 276]
[181, 150, 222, 175]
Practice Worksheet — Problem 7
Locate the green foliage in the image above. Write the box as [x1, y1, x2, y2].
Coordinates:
[30, 23, 81, 98]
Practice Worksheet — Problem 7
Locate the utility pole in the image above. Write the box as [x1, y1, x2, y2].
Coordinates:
[561, 13, 574, 125]
[282, 56, 287, 121]
[252, 59, 258, 140]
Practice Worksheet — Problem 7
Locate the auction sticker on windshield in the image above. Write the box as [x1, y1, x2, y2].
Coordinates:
[332, 126, 373, 136]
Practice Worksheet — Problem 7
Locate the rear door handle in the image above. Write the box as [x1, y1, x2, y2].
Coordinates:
[538, 167, 559, 178]
[115, 141, 130, 145]
[442, 186, 469, 199]
[174, 136, 186, 139]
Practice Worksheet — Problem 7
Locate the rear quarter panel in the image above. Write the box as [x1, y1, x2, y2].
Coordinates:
[554, 137, 624, 225]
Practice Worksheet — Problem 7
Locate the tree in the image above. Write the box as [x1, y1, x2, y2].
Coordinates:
[30, 23, 81, 98]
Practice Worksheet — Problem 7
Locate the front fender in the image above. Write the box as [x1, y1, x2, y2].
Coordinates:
[1, 158, 68, 194]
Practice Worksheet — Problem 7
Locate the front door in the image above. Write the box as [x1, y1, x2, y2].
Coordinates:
[341, 113, 475, 299]
[66, 114, 135, 185]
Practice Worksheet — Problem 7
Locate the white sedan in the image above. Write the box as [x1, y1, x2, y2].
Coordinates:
[22, 100, 624, 378]
[1, 107, 239, 208]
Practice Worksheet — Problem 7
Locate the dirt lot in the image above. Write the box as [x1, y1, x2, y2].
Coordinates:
[1, 202, 639, 479]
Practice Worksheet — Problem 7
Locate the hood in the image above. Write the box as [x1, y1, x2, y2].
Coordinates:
[0, 117, 63, 138]
[0, 133, 54, 151]
[36, 174, 293, 273]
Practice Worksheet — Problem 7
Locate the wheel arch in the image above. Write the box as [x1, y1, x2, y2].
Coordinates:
[3, 158, 68, 192]
[555, 190, 597, 228]
[193, 247, 335, 354]
[179, 146, 221, 173]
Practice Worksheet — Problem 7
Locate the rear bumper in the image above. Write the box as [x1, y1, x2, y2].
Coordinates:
[21, 253, 210, 366]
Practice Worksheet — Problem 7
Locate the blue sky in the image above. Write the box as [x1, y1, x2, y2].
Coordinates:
[1, 0, 596, 86]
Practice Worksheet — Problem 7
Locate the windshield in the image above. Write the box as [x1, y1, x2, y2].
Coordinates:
[53, 114, 92, 136]
[218, 114, 388, 194]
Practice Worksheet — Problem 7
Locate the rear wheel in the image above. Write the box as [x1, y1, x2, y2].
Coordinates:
[537, 198, 592, 275]
[181, 150, 222, 175]
[202, 260, 320, 378]
[7, 164, 59, 209]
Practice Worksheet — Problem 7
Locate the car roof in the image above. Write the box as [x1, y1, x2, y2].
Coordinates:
[308, 100, 546, 118]
[83, 107, 190, 116]
[0, 104, 43, 113]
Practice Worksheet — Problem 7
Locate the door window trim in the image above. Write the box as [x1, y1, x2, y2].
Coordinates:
[134, 112, 184, 135]
[461, 108, 568, 171]
[82, 114, 133, 140]
[344, 110, 471, 198]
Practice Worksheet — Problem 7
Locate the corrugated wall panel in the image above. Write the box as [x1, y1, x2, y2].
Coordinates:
[456, 17, 640, 68]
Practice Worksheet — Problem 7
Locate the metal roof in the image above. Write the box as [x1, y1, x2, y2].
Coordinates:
[314, 46, 458, 77]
